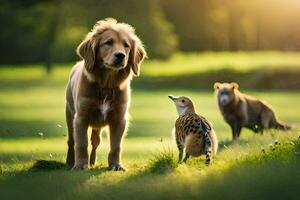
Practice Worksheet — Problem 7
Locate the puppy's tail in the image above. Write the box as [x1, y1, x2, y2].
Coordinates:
[275, 120, 291, 131]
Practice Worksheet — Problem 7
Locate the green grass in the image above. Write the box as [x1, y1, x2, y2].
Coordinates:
[143, 51, 300, 76]
[1, 133, 300, 200]
[1, 52, 300, 199]
[148, 147, 178, 173]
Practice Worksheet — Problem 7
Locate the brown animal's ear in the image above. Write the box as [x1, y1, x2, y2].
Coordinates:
[76, 35, 97, 72]
[129, 40, 147, 76]
[214, 82, 221, 90]
[231, 82, 239, 90]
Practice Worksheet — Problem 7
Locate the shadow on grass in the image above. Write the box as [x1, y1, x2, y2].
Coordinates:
[30, 160, 67, 171]
[0, 166, 106, 200]
[0, 78, 66, 91]
[133, 68, 300, 91]
[1, 68, 300, 91]
[0, 119, 66, 138]
[29, 160, 110, 173]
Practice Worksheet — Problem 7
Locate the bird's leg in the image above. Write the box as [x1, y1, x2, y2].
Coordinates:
[203, 133, 212, 165]
[205, 150, 212, 165]
[178, 145, 184, 163]
[176, 134, 184, 163]
[183, 153, 190, 163]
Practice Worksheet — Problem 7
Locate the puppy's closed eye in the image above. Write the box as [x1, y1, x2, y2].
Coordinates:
[104, 39, 113, 46]
[124, 42, 130, 48]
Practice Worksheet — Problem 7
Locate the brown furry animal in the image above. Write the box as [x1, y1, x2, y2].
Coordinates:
[214, 82, 290, 140]
[65, 18, 146, 171]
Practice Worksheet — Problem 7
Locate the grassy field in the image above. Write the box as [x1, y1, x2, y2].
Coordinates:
[144, 51, 300, 76]
[1, 52, 300, 200]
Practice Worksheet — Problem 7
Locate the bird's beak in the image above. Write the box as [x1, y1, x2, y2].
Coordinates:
[168, 95, 178, 101]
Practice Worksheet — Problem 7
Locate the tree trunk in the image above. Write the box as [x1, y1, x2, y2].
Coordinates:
[44, 1, 61, 75]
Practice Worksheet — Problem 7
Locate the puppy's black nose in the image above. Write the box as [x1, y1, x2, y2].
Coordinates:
[114, 52, 125, 61]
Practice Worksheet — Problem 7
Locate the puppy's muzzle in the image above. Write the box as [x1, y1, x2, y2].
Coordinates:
[113, 52, 125, 66]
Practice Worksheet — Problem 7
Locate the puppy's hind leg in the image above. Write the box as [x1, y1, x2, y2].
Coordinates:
[90, 128, 101, 166]
[66, 106, 75, 168]
[73, 115, 89, 170]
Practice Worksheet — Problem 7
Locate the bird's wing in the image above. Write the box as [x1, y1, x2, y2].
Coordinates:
[197, 114, 212, 133]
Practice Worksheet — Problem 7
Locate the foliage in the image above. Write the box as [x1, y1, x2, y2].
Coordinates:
[161, 0, 300, 51]
[148, 147, 178, 173]
[0, 0, 178, 65]
[2, 0, 300, 65]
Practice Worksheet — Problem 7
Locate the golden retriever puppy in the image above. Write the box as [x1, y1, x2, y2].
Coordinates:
[66, 18, 146, 171]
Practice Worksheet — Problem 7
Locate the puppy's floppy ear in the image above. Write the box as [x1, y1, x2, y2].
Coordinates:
[129, 40, 147, 76]
[214, 82, 221, 90]
[231, 82, 239, 90]
[76, 34, 97, 72]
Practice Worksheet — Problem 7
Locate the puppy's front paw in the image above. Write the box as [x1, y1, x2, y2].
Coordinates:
[108, 163, 127, 172]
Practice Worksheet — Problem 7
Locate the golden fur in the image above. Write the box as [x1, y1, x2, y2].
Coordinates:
[66, 18, 146, 170]
[214, 82, 290, 140]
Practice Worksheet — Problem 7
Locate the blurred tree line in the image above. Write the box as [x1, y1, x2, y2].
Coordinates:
[1, 0, 300, 69]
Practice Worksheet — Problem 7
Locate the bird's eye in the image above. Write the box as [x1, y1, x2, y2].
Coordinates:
[104, 39, 113, 46]
[182, 100, 185, 103]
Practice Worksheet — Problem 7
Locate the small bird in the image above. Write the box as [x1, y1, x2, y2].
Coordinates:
[168, 95, 218, 165]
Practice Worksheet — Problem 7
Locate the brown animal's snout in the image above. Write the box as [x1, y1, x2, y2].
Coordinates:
[220, 98, 227, 105]
[218, 91, 231, 105]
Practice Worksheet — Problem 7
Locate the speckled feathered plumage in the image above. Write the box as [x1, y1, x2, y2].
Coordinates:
[169, 95, 218, 165]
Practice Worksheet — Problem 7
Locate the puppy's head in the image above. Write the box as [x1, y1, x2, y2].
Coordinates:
[77, 18, 146, 76]
[214, 82, 239, 106]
